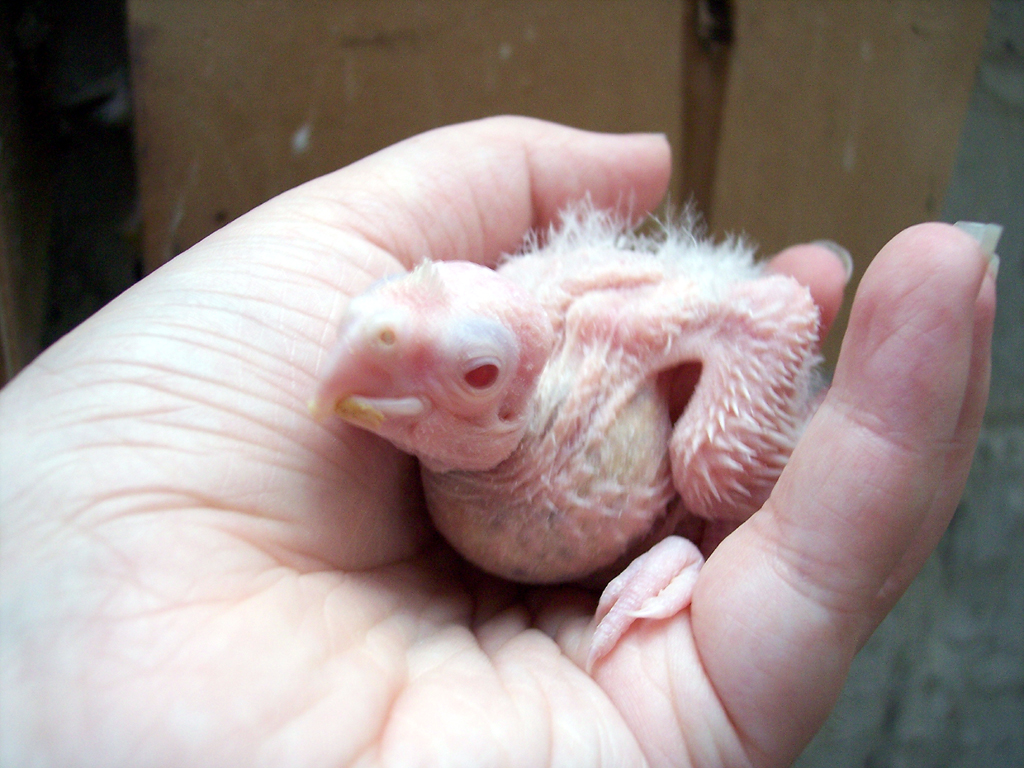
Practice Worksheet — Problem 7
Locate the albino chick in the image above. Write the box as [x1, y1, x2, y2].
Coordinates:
[312, 206, 822, 668]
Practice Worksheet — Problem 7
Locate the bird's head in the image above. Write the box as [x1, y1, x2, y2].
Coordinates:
[311, 260, 554, 471]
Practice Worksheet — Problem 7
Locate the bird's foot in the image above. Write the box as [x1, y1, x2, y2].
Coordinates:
[587, 535, 704, 672]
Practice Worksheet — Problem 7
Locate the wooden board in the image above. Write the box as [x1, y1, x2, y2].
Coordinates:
[128, 1, 685, 271]
[710, 0, 989, 363]
[128, 0, 989, 367]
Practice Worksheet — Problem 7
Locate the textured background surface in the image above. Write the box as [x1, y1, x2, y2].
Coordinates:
[797, 3, 1024, 765]
[127, 0, 685, 271]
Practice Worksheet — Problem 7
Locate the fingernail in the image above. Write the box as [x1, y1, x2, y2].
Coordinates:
[955, 221, 1003, 279]
[811, 240, 854, 280]
[990, 254, 1001, 280]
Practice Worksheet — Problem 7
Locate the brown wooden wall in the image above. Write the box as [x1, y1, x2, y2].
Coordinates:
[1, 1, 990, 379]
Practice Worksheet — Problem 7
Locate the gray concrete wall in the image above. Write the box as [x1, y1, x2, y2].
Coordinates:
[797, 3, 1024, 765]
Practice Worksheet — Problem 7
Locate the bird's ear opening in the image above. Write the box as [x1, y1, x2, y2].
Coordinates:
[659, 362, 703, 423]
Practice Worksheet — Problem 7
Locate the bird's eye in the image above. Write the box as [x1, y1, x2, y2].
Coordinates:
[377, 327, 396, 346]
[464, 362, 500, 389]
[446, 317, 517, 397]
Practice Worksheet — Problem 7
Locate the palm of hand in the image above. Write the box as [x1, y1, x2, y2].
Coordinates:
[0, 119, 993, 768]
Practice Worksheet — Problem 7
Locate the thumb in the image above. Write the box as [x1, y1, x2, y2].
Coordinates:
[692, 222, 996, 766]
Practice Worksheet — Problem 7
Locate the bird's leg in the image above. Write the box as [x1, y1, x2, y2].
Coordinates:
[587, 535, 704, 671]
[584, 274, 819, 669]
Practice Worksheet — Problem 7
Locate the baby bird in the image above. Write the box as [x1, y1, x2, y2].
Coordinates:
[312, 206, 823, 668]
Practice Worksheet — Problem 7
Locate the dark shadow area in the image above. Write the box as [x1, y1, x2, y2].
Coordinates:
[8, 0, 140, 349]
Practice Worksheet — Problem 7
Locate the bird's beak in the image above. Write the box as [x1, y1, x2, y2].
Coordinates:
[310, 301, 429, 429]
[308, 391, 428, 428]
[323, 395, 385, 428]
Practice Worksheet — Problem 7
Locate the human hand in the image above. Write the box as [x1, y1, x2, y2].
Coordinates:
[0, 117, 994, 767]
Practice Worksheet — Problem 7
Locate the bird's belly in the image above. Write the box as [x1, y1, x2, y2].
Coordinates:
[422, 382, 675, 583]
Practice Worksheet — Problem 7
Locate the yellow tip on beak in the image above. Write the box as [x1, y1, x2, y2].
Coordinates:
[332, 396, 386, 428]
[309, 393, 421, 428]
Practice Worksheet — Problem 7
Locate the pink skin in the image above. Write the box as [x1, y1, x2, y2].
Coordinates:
[313, 214, 825, 668]
[312, 261, 555, 472]
[0, 118, 992, 767]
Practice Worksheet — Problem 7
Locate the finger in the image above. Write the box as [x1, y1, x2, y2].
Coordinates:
[872, 259, 996, 618]
[770, 224, 990, 604]
[765, 241, 852, 342]
[691, 223, 994, 766]
[230, 116, 672, 273]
